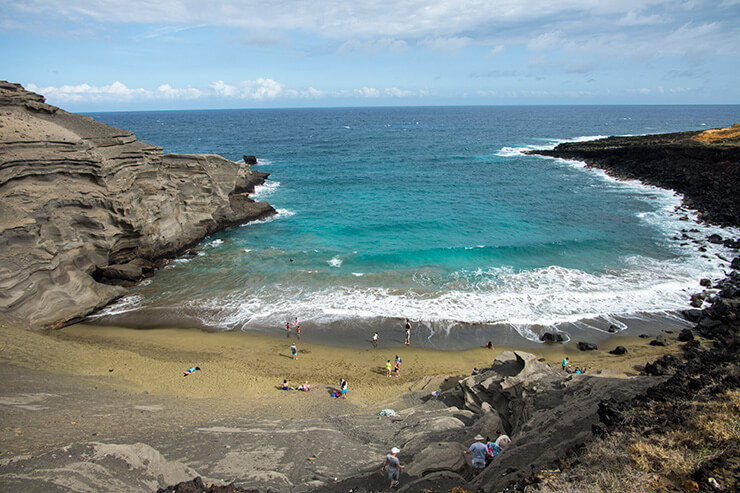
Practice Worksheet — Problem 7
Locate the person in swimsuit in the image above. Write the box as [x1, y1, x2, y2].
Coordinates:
[184, 366, 200, 376]
[404, 319, 411, 345]
[290, 342, 298, 360]
[372, 332, 379, 348]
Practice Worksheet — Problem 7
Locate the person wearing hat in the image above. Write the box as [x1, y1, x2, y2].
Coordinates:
[382, 446, 404, 489]
[464, 434, 488, 475]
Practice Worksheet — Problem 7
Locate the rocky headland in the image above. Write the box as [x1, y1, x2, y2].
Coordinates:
[528, 125, 740, 226]
[0, 81, 274, 328]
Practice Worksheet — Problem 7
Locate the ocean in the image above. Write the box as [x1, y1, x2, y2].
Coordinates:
[86, 105, 740, 349]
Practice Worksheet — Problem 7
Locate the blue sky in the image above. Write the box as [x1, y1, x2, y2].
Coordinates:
[1, 0, 739, 111]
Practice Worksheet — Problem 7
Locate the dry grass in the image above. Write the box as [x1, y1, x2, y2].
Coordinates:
[693, 123, 740, 144]
[538, 389, 740, 492]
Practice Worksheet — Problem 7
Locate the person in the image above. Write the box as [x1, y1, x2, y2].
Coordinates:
[290, 342, 298, 360]
[386, 359, 393, 378]
[562, 357, 569, 371]
[298, 381, 310, 391]
[472, 367, 480, 375]
[372, 332, 379, 348]
[286, 322, 291, 338]
[382, 447, 404, 489]
[495, 430, 511, 449]
[464, 434, 488, 475]
[183, 366, 200, 376]
[282, 379, 290, 390]
[575, 367, 582, 374]
[340, 378, 348, 398]
[404, 319, 411, 346]
[394, 355, 401, 377]
[485, 436, 500, 466]
[295, 325, 301, 340]
[486, 341, 494, 349]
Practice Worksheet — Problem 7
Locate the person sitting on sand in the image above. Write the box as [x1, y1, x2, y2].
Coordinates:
[486, 341, 494, 349]
[282, 379, 290, 390]
[575, 367, 582, 374]
[183, 366, 200, 376]
[298, 381, 310, 391]
[290, 342, 298, 360]
[464, 434, 488, 475]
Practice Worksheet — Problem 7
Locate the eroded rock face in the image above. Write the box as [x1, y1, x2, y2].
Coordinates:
[0, 81, 275, 327]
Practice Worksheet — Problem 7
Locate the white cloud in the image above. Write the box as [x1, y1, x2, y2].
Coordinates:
[157, 84, 202, 99]
[355, 87, 380, 98]
[27, 81, 151, 102]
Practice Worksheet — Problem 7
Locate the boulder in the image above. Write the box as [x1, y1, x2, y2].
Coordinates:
[98, 262, 143, 282]
[577, 342, 598, 351]
[683, 309, 703, 322]
[707, 234, 723, 244]
[649, 335, 669, 347]
[609, 346, 627, 355]
[732, 257, 740, 270]
[677, 329, 695, 342]
[404, 442, 467, 478]
[243, 155, 258, 165]
[540, 332, 565, 343]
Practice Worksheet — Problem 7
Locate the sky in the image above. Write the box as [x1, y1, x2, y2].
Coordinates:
[1, 0, 739, 111]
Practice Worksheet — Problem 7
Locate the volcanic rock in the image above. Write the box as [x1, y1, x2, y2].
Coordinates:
[0, 81, 275, 327]
[577, 341, 598, 351]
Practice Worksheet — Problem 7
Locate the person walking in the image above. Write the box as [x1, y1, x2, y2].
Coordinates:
[464, 434, 488, 475]
[372, 332, 379, 348]
[290, 342, 298, 360]
[382, 447, 404, 489]
[495, 430, 511, 449]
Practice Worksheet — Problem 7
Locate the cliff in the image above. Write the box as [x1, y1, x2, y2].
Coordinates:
[0, 81, 275, 328]
[529, 125, 740, 227]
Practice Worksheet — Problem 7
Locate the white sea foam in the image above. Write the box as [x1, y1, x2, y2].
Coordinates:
[352, 272, 364, 277]
[328, 256, 343, 268]
[251, 180, 280, 200]
[240, 208, 295, 227]
[255, 158, 273, 166]
[209, 239, 224, 247]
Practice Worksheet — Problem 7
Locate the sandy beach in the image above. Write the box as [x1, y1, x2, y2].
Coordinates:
[0, 319, 691, 459]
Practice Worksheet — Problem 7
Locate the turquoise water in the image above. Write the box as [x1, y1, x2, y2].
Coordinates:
[88, 106, 739, 348]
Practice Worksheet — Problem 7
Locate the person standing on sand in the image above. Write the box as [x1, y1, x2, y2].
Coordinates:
[394, 355, 401, 377]
[290, 342, 298, 360]
[372, 332, 379, 348]
[340, 378, 348, 398]
[464, 434, 488, 475]
[386, 359, 393, 377]
[382, 447, 404, 489]
[562, 357, 568, 371]
[404, 319, 411, 345]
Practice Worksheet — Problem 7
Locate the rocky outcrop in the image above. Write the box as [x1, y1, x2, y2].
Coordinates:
[0, 81, 274, 327]
[528, 126, 740, 226]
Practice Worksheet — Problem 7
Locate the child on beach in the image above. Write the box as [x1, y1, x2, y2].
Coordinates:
[340, 378, 348, 398]
[282, 379, 290, 390]
[286, 322, 291, 338]
[394, 355, 401, 377]
[295, 325, 301, 340]
[386, 360, 392, 377]
[290, 343, 298, 360]
[183, 366, 200, 376]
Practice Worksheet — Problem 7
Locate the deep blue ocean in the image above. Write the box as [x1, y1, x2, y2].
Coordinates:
[87, 106, 740, 349]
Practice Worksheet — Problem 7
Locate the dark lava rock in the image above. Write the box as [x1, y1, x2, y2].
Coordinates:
[678, 329, 695, 342]
[649, 335, 670, 347]
[157, 477, 255, 493]
[607, 324, 619, 333]
[638, 334, 651, 339]
[731, 257, 740, 270]
[609, 346, 627, 355]
[700, 278, 712, 287]
[243, 155, 258, 165]
[683, 309, 703, 322]
[644, 353, 681, 376]
[540, 332, 565, 343]
[707, 233, 724, 244]
[577, 341, 598, 351]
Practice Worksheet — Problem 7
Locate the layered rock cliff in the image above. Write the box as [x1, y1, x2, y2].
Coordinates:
[529, 126, 740, 226]
[0, 81, 275, 328]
